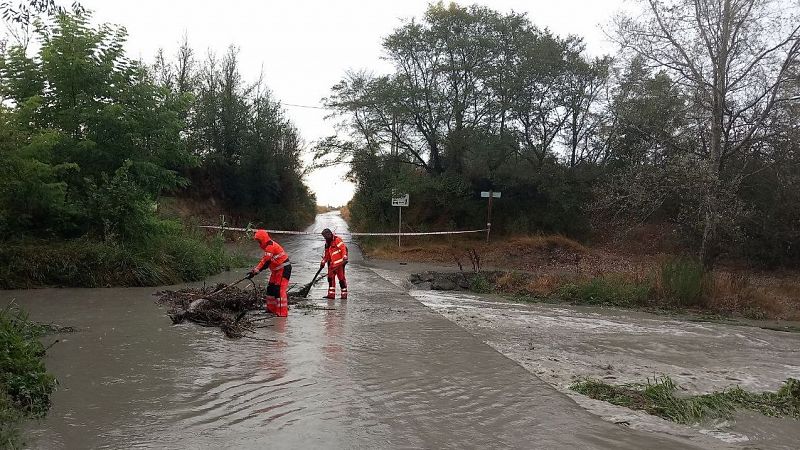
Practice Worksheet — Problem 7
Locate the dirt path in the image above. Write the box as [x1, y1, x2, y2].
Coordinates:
[368, 263, 800, 449]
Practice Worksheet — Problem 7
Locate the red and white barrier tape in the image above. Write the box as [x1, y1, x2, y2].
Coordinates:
[199, 225, 487, 237]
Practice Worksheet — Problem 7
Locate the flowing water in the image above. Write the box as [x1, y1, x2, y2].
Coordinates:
[3, 213, 708, 448]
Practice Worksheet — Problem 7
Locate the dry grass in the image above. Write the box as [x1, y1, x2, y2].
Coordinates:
[505, 235, 588, 254]
[340, 204, 352, 223]
[704, 272, 800, 321]
[363, 234, 588, 270]
[771, 279, 800, 300]
[367, 243, 456, 263]
[362, 233, 800, 321]
[495, 272, 569, 297]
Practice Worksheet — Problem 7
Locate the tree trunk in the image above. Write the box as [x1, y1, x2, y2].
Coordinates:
[700, 0, 732, 268]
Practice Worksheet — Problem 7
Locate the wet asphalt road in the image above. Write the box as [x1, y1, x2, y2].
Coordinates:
[3, 212, 705, 448]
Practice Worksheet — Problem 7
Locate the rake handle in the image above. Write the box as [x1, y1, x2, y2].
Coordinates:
[207, 276, 248, 297]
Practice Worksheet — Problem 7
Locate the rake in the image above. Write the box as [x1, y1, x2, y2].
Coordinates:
[297, 266, 325, 298]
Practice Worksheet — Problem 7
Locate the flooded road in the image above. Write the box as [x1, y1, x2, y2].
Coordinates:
[3, 212, 711, 448]
[380, 285, 800, 448]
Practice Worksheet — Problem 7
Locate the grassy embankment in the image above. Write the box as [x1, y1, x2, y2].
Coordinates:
[0, 218, 246, 289]
[361, 234, 800, 321]
[571, 377, 800, 425]
[0, 303, 58, 448]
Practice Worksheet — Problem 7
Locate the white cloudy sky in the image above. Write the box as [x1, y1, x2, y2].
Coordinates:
[77, 0, 629, 206]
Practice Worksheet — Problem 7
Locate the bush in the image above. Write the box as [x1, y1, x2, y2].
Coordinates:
[0, 222, 244, 288]
[557, 276, 652, 307]
[0, 389, 22, 448]
[0, 304, 56, 417]
[469, 273, 492, 293]
[660, 257, 706, 307]
[0, 304, 57, 447]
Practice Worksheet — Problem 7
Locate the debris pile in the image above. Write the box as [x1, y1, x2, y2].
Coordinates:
[156, 284, 262, 338]
[156, 283, 331, 338]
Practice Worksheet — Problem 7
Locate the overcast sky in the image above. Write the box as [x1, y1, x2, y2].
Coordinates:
[78, 0, 628, 206]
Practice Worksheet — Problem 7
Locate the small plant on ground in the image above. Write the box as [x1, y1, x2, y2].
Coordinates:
[469, 273, 492, 293]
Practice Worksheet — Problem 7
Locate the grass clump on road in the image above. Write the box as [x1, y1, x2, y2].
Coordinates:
[571, 377, 800, 425]
[0, 303, 57, 448]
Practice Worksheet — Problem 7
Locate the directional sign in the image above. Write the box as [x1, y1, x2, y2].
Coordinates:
[391, 194, 409, 207]
[480, 191, 501, 198]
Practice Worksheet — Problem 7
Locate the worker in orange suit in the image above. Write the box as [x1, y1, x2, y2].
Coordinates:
[248, 229, 291, 317]
[320, 228, 348, 299]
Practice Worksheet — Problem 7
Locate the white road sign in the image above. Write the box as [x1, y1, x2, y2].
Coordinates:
[480, 191, 501, 198]
[391, 194, 409, 207]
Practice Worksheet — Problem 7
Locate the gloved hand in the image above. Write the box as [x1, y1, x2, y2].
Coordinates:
[320, 262, 325, 269]
[246, 269, 258, 279]
[343, 259, 348, 267]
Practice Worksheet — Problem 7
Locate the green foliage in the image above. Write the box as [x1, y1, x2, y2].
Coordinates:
[469, 273, 492, 294]
[157, 44, 316, 229]
[0, 388, 23, 449]
[571, 377, 800, 425]
[0, 302, 61, 448]
[557, 277, 652, 307]
[320, 3, 603, 238]
[0, 11, 190, 240]
[0, 223, 243, 288]
[0, 11, 310, 288]
[660, 257, 706, 307]
[0, 303, 57, 447]
[322, 2, 800, 268]
[0, 304, 55, 417]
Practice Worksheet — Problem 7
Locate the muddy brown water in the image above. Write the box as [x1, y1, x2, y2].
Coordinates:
[3, 213, 707, 449]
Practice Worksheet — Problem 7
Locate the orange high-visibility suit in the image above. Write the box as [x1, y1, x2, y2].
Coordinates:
[320, 229, 348, 299]
[250, 229, 291, 316]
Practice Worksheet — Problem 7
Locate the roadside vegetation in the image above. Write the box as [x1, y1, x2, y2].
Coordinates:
[0, 303, 57, 448]
[494, 257, 799, 320]
[387, 234, 800, 320]
[316, 205, 341, 214]
[321, 1, 800, 279]
[571, 377, 800, 425]
[0, 228, 244, 289]
[0, 4, 312, 288]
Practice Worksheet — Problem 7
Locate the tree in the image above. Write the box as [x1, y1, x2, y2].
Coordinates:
[154, 43, 315, 227]
[0, 0, 83, 49]
[0, 11, 191, 240]
[614, 0, 800, 265]
[318, 2, 605, 235]
[561, 55, 611, 168]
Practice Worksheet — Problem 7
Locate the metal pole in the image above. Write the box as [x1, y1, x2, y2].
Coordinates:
[486, 192, 493, 243]
[398, 207, 402, 248]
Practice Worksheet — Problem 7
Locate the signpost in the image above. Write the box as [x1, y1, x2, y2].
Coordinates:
[480, 191, 501, 242]
[391, 193, 409, 247]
